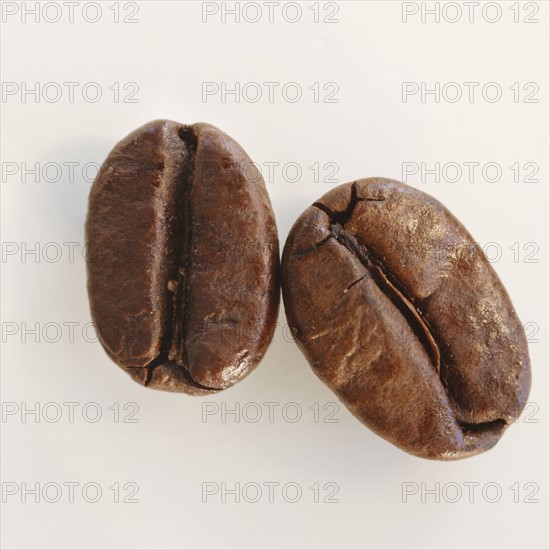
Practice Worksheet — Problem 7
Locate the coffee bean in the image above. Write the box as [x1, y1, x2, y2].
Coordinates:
[86, 120, 279, 394]
[282, 178, 530, 459]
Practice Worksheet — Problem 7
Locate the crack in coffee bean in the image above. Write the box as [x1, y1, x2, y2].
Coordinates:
[312, 182, 442, 377]
[140, 126, 197, 387]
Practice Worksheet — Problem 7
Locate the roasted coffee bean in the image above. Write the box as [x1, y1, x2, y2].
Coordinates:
[282, 178, 530, 459]
[86, 120, 279, 394]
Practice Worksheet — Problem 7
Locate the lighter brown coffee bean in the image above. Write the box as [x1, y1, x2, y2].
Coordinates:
[282, 178, 531, 460]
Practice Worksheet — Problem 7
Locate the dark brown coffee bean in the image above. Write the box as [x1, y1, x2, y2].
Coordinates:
[86, 120, 279, 394]
[282, 178, 530, 459]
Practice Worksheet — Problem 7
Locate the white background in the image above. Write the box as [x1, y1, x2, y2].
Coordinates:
[1, 1, 549, 549]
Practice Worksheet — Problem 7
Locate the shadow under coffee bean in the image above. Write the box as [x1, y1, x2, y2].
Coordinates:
[86, 120, 279, 394]
[281, 178, 531, 460]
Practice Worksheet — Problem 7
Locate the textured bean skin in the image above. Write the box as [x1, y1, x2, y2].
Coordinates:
[282, 178, 530, 459]
[86, 120, 279, 394]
